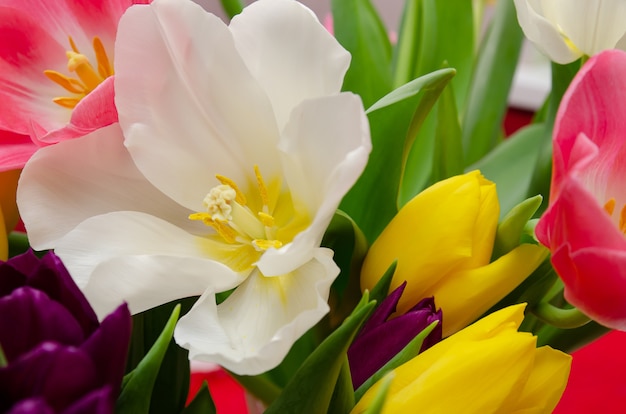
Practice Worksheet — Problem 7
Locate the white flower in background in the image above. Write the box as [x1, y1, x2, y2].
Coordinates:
[514, 0, 626, 64]
[17, 0, 371, 375]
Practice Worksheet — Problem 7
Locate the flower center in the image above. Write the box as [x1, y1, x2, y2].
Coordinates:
[44, 36, 113, 109]
[603, 198, 626, 234]
[189, 166, 287, 253]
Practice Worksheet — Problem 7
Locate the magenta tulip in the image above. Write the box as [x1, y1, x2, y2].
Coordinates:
[347, 282, 442, 389]
[536, 49, 626, 330]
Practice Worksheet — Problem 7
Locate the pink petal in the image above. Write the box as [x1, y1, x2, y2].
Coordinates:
[552, 245, 626, 331]
[0, 130, 39, 171]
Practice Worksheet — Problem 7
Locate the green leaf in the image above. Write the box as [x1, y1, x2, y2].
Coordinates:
[331, 0, 393, 108]
[117, 304, 181, 414]
[340, 69, 456, 243]
[8, 231, 31, 258]
[229, 372, 282, 407]
[322, 210, 369, 333]
[392, 0, 420, 87]
[492, 194, 543, 258]
[354, 320, 438, 402]
[360, 373, 394, 414]
[328, 357, 355, 414]
[468, 123, 545, 218]
[432, 81, 464, 181]
[264, 294, 376, 414]
[461, 0, 524, 165]
[368, 261, 397, 306]
[218, 0, 243, 19]
[181, 382, 216, 414]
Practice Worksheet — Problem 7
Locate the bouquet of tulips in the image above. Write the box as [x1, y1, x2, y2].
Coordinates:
[1, 0, 625, 412]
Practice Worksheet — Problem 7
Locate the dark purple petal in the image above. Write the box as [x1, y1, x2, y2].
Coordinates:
[63, 387, 114, 414]
[348, 307, 441, 388]
[358, 282, 407, 337]
[0, 342, 99, 412]
[26, 253, 99, 336]
[80, 303, 131, 399]
[0, 258, 28, 296]
[6, 398, 54, 414]
[0, 287, 85, 362]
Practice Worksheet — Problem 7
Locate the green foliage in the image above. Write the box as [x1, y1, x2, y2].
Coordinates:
[341, 69, 455, 243]
[117, 305, 182, 414]
[331, 0, 393, 108]
[264, 294, 376, 413]
[461, 0, 524, 166]
[181, 382, 216, 414]
[469, 124, 546, 218]
[493, 194, 543, 258]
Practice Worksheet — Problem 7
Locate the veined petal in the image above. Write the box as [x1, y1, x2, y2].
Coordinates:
[175, 248, 338, 375]
[115, 0, 281, 211]
[229, 0, 350, 130]
[0, 132, 38, 172]
[0, 6, 70, 135]
[17, 124, 196, 251]
[257, 93, 370, 276]
[54, 211, 244, 318]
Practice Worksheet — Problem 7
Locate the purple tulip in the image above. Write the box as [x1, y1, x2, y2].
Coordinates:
[0, 251, 131, 413]
[348, 282, 442, 389]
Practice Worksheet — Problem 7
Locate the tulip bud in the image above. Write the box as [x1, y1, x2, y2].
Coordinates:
[353, 304, 572, 414]
[361, 171, 547, 336]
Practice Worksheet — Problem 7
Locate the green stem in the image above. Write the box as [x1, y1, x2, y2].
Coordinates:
[531, 302, 591, 329]
[228, 372, 282, 407]
[219, 0, 243, 19]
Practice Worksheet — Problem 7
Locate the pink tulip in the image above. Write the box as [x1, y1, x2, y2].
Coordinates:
[536, 49, 626, 330]
[0, 0, 149, 171]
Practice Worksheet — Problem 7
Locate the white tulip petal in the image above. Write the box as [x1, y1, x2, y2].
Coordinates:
[542, 0, 626, 56]
[514, 0, 581, 64]
[175, 248, 338, 375]
[17, 124, 197, 250]
[256, 93, 370, 276]
[115, 0, 281, 211]
[55, 211, 245, 317]
[229, 0, 350, 130]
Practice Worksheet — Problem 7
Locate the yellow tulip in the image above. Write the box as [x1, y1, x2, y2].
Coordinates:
[361, 171, 547, 336]
[0, 169, 20, 261]
[353, 304, 572, 414]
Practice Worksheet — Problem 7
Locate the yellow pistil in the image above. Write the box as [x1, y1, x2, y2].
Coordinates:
[44, 36, 113, 109]
[190, 166, 287, 251]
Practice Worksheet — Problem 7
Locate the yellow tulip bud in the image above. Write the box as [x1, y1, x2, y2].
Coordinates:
[353, 304, 572, 414]
[361, 171, 547, 336]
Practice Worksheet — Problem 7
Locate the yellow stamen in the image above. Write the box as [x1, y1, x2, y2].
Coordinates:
[215, 174, 247, 205]
[620, 205, 626, 234]
[93, 37, 112, 78]
[254, 165, 269, 208]
[43, 71, 84, 94]
[52, 97, 82, 109]
[211, 220, 238, 244]
[605, 198, 616, 216]
[252, 239, 283, 251]
[45, 36, 114, 109]
[258, 212, 275, 227]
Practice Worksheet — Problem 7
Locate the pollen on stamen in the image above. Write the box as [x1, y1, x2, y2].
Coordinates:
[619, 205, 626, 234]
[258, 211, 275, 228]
[252, 239, 283, 251]
[215, 174, 246, 205]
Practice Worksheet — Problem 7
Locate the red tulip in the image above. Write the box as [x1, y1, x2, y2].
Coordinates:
[536, 49, 626, 330]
